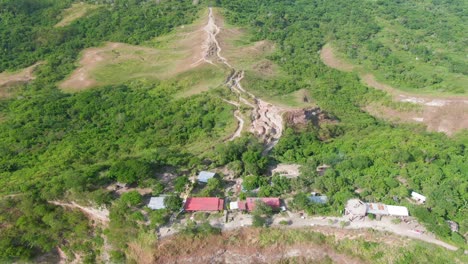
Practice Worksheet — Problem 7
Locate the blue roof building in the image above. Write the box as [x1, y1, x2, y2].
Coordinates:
[197, 171, 216, 183]
[309, 195, 328, 204]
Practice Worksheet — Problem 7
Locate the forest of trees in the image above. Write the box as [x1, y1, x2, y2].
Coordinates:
[218, 0, 467, 247]
[0, 0, 466, 262]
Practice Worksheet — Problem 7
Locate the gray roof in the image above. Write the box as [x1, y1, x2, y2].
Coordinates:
[309, 196, 328, 204]
[198, 171, 216, 183]
[148, 197, 166, 210]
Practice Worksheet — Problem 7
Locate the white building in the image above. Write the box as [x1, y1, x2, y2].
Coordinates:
[411, 191, 426, 203]
[148, 197, 166, 210]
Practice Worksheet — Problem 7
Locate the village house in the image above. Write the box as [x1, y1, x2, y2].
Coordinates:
[184, 197, 224, 211]
[345, 199, 409, 220]
[147, 196, 167, 210]
[411, 191, 426, 203]
[197, 171, 216, 183]
[231, 197, 281, 212]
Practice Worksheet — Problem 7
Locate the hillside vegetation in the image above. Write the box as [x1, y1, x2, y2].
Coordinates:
[0, 0, 466, 263]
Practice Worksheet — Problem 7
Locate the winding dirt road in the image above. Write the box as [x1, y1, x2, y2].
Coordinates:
[197, 8, 284, 150]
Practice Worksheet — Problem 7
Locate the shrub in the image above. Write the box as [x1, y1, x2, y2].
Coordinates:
[120, 191, 142, 206]
[164, 195, 183, 212]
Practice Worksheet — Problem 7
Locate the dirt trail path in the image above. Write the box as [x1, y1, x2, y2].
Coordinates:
[321, 44, 468, 135]
[287, 216, 458, 251]
[50, 201, 109, 224]
[198, 8, 284, 149]
[160, 212, 458, 252]
[223, 99, 244, 141]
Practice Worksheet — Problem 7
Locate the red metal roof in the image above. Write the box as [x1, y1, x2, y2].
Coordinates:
[241, 198, 280, 211]
[184, 197, 224, 211]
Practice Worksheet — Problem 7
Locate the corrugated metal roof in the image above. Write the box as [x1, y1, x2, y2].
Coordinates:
[366, 203, 409, 216]
[184, 197, 224, 211]
[197, 171, 216, 183]
[309, 196, 328, 204]
[244, 197, 280, 211]
[366, 203, 388, 215]
[148, 197, 166, 210]
[387, 205, 409, 216]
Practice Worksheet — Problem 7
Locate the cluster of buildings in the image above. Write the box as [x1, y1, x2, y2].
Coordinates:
[150, 197, 282, 212]
[148, 170, 429, 223]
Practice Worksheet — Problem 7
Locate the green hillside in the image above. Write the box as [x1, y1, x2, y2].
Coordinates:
[0, 0, 466, 262]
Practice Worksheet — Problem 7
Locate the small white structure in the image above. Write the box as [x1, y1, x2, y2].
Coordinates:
[387, 205, 409, 217]
[366, 203, 409, 217]
[411, 191, 426, 203]
[197, 171, 216, 183]
[309, 195, 328, 204]
[148, 197, 166, 210]
[229, 201, 239, 210]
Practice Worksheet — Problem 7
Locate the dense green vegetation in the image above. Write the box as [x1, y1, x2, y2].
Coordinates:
[226, 0, 467, 94]
[218, 0, 467, 247]
[0, 0, 200, 84]
[0, 0, 466, 262]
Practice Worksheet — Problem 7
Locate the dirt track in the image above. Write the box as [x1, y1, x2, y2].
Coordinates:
[49, 201, 109, 224]
[321, 44, 468, 135]
[197, 8, 284, 150]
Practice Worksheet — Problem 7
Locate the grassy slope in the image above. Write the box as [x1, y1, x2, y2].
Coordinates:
[334, 1, 467, 95]
[219, 12, 316, 109]
[54, 3, 99, 27]
[151, 227, 468, 264]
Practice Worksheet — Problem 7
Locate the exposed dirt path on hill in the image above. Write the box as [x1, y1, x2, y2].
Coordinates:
[321, 44, 468, 135]
[223, 99, 245, 141]
[198, 8, 284, 149]
[0, 62, 41, 98]
[49, 201, 109, 224]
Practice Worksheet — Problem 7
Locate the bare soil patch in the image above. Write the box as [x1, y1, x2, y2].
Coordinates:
[320, 44, 354, 72]
[60, 9, 222, 92]
[321, 44, 468, 135]
[0, 63, 40, 98]
[269, 163, 301, 178]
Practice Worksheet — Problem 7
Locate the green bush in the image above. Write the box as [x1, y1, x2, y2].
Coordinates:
[120, 191, 142, 207]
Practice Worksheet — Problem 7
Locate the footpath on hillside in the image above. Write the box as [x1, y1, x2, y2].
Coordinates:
[195, 8, 284, 152]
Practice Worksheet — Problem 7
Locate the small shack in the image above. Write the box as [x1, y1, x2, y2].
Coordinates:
[236, 198, 280, 212]
[148, 197, 166, 210]
[366, 203, 409, 218]
[411, 191, 426, 203]
[197, 171, 216, 183]
[309, 195, 328, 204]
[387, 205, 409, 217]
[229, 201, 239, 210]
[184, 197, 224, 211]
